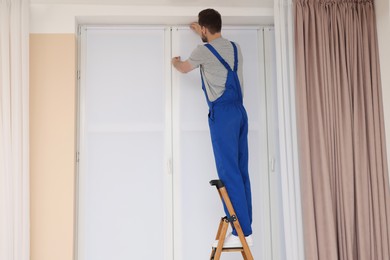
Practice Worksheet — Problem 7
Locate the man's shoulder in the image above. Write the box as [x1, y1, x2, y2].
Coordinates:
[210, 37, 231, 46]
[191, 44, 211, 57]
[210, 38, 241, 50]
[188, 43, 214, 67]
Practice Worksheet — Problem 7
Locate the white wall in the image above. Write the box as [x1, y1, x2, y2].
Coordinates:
[30, 4, 273, 33]
[29, 4, 274, 260]
[30, 0, 273, 7]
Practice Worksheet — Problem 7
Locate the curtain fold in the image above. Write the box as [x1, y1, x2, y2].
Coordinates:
[295, 0, 390, 259]
[0, 0, 29, 260]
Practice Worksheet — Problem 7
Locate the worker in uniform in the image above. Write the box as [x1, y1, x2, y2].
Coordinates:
[171, 8, 253, 248]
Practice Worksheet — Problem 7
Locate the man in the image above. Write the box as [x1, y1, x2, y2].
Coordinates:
[172, 8, 253, 248]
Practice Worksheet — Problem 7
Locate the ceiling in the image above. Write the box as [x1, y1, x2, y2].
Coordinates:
[30, 0, 273, 8]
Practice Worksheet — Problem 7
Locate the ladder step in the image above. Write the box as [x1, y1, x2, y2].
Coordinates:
[222, 248, 244, 252]
[212, 247, 244, 252]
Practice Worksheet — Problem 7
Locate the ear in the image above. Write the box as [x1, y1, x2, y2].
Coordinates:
[203, 27, 212, 36]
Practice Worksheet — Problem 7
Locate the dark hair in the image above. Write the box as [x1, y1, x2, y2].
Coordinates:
[198, 9, 222, 34]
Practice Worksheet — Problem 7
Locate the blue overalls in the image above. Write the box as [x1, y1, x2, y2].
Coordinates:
[201, 42, 253, 236]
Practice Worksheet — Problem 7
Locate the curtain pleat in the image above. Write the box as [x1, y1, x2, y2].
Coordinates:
[295, 0, 390, 259]
[0, 0, 29, 260]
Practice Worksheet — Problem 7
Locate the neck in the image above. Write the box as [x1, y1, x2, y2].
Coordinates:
[207, 33, 222, 43]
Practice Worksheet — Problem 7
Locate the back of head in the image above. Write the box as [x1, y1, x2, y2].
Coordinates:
[198, 9, 222, 34]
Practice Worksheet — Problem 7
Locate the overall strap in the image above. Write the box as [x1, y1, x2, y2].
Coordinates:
[204, 42, 238, 72]
[231, 42, 238, 72]
[204, 44, 232, 71]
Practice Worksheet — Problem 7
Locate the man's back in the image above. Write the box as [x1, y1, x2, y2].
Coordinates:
[188, 37, 244, 102]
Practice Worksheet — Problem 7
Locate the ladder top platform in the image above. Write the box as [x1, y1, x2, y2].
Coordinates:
[209, 179, 225, 189]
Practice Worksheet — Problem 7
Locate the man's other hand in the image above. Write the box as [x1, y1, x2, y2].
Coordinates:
[190, 22, 202, 36]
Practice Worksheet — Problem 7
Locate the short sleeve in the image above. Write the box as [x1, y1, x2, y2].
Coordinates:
[188, 45, 207, 69]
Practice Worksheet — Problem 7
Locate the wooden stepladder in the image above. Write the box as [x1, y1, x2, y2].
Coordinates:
[209, 179, 254, 260]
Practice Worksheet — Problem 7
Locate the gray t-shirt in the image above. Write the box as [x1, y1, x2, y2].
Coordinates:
[188, 37, 244, 102]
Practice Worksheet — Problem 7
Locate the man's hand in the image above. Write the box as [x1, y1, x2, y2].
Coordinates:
[171, 56, 194, 74]
[171, 56, 182, 67]
[190, 22, 202, 36]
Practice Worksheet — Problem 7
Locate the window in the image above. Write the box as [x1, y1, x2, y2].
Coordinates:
[77, 25, 282, 260]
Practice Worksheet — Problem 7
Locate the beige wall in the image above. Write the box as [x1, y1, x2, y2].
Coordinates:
[30, 34, 76, 260]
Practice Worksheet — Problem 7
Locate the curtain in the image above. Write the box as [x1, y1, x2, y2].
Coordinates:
[295, 0, 390, 259]
[0, 0, 29, 260]
[274, 0, 305, 259]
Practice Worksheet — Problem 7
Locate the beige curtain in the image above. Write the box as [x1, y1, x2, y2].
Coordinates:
[295, 0, 390, 259]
